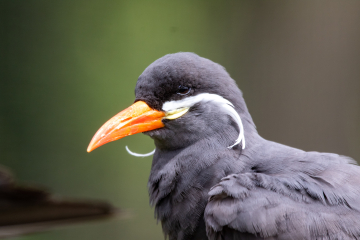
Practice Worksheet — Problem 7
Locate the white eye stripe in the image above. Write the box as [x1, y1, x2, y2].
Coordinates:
[162, 93, 245, 149]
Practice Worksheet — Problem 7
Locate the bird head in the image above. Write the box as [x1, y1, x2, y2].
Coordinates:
[87, 52, 255, 152]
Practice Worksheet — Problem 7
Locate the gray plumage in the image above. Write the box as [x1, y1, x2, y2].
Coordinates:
[133, 52, 360, 240]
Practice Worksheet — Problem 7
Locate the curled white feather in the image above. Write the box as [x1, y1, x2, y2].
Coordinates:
[163, 93, 245, 149]
[125, 146, 155, 157]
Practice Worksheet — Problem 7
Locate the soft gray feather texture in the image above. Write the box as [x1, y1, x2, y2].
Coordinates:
[133, 52, 360, 240]
[206, 141, 360, 240]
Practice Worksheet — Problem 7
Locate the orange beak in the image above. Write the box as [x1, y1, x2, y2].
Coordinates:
[87, 101, 165, 152]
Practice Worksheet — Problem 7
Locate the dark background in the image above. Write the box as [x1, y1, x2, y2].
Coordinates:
[1, 1, 360, 239]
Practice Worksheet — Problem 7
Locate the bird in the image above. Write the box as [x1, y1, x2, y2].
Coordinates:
[0, 165, 115, 238]
[87, 52, 360, 240]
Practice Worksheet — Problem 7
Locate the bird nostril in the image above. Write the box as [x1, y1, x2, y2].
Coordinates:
[120, 117, 131, 122]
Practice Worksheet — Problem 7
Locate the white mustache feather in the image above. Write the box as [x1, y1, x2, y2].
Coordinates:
[125, 146, 155, 157]
[163, 93, 245, 149]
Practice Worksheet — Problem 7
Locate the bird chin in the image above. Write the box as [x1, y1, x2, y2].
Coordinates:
[142, 128, 164, 138]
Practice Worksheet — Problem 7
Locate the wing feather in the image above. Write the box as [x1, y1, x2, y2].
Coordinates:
[205, 162, 360, 240]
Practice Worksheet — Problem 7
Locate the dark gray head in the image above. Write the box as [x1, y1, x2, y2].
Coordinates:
[134, 52, 257, 150]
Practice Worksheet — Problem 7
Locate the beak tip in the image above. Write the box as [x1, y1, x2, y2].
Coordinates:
[87, 143, 95, 152]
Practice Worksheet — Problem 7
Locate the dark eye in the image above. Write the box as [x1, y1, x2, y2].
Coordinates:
[177, 85, 191, 95]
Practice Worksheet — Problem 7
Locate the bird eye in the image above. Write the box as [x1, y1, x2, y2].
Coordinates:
[177, 85, 191, 95]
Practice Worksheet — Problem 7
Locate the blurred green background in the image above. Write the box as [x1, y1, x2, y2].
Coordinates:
[1, 1, 360, 239]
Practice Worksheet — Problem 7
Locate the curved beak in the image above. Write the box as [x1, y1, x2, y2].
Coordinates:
[87, 101, 165, 152]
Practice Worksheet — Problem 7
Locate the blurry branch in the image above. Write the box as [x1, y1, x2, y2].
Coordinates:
[0, 165, 119, 239]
